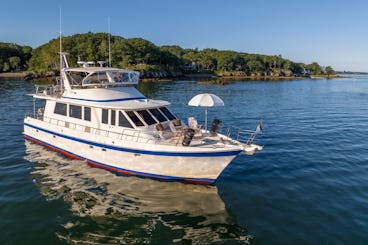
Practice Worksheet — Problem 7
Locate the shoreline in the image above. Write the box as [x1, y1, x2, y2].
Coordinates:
[0, 71, 344, 82]
[0, 72, 28, 78]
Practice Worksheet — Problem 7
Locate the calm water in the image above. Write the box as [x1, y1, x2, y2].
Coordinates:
[1, 76, 368, 244]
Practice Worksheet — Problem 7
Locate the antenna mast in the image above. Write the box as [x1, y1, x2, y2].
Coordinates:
[108, 16, 111, 67]
[59, 8, 62, 72]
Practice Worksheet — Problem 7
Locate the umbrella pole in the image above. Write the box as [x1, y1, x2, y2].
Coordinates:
[205, 107, 208, 132]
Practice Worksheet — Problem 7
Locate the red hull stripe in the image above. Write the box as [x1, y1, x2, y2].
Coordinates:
[23, 134, 216, 185]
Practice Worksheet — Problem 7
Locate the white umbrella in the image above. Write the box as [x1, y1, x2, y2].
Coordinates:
[188, 93, 224, 131]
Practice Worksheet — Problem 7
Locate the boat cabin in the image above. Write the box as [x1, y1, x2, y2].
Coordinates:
[32, 60, 184, 142]
[35, 91, 182, 142]
[47, 101, 177, 128]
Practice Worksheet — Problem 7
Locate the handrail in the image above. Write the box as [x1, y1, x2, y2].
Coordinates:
[27, 115, 159, 145]
[34, 84, 64, 96]
[25, 113, 262, 147]
[217, 124, 261, 145]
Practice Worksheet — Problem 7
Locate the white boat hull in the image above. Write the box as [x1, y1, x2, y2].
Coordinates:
[24, 117, 241, 185]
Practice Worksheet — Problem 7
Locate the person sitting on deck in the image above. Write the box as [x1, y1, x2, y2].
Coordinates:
[210, 119, 221, 135]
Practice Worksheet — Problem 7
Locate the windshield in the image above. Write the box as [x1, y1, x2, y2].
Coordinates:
[81, 70, 139, 87]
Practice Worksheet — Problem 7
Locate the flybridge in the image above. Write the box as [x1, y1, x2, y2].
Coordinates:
[60, 53, 140, 90]
[64, 67, 140, 88]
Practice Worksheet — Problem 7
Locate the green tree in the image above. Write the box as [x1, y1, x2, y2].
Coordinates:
[160, 45, 185, 58]
[198, 54, 216, 71]
[216, 52, 234, 71]
[24, 32, 335, 79]
[290, 62, 305, 75]
[3, 62, 10, 72]
[9, 56, 21, 70]
[306, 62, 323, 75]
[0, 42, 33, 72]
[325, 66, 334, 75]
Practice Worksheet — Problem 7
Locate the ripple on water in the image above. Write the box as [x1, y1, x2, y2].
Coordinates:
[23, 142, 253, 244]
[2, 78, 368, 244]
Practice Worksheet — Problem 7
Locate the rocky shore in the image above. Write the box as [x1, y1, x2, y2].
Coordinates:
[0, 72, 28, 78]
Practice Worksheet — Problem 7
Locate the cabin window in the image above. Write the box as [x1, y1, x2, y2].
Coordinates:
[137, 110, 156, 125]
[159, 107, 176, 120]
[111, 110, 116, 125]
[54, 103, 67, 116]
[84, 107, 91, 121]
[84, 72, 108, 85]
[69, 105, 82, 119]
[102, 109, 108, 124]
[118, 111, 134, 128]
[149, 108, 167, 122]
[66, 71, 85, 86]
[126, 111, 144, 127]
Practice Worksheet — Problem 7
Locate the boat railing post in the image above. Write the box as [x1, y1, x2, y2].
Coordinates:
[136, 131, 140, 142]
[175, 131, 183, 146]
[226, 128, 231, 138]
[33, 98, 36, 118]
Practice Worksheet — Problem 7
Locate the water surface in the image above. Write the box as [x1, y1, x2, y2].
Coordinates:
[1, 76, 368, 244]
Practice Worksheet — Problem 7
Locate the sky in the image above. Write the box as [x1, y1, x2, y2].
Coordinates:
[1, 0, 368, 72]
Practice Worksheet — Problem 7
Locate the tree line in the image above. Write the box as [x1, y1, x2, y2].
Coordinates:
[0, 42, 32, 72]
[1, 33, 335, 76]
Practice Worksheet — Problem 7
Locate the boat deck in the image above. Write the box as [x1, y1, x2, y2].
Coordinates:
[163, 130, 237, 149]
[27, 115, 240, 150]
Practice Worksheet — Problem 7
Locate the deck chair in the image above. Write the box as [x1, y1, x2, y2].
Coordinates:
[155, 123, 172, 139]
[188, 117, 202, 136]
[168, 121, 182, 137]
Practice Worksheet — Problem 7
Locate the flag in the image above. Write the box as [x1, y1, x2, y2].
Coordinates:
[255, 120, 263, 134]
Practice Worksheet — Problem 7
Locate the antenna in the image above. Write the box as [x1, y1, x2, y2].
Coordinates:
[59, 9, 69, 69]
[108, 16, 111, 67]
[59, 8, 64, 91]
[59, 8, 62, 72]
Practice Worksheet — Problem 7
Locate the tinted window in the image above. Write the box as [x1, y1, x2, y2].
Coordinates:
[159, 107, 176, 120]
[84, 107, 91, 121]
[118, 111, 134, 128]
[69, 105, 82, 119]
[102, 109, 108, 124]
[137, 110, 156, 125]
[54, 103, 67, 116]
[149, 108, 167, 122]
[126, 111, 144, 126]
[111, 110, 116, 125]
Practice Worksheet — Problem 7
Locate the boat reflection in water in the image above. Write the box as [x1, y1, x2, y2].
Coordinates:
[25, 142, 253, 244]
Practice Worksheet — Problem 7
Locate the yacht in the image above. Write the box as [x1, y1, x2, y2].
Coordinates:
[23, 53, 263, 185]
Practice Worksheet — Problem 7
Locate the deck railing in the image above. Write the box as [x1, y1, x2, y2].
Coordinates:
[217, 125, 261, 145]
[34, 84, 64, 97]
[25, 114, 161, 145]
[25, 113, 262, 147]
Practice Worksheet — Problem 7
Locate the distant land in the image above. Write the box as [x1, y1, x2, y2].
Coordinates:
[1, 33, 336, 80]
[337, 71, 368, 75]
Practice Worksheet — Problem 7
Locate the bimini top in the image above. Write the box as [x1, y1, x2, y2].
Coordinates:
[62, 67, 139, 89]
